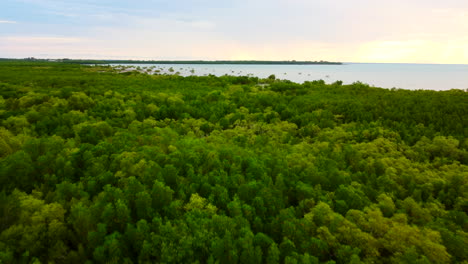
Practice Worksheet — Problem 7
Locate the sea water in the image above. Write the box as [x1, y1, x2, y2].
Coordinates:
[112, 63, 468, 91]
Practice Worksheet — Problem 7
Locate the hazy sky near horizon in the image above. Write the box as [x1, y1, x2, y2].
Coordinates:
[1, 0, 467, 63]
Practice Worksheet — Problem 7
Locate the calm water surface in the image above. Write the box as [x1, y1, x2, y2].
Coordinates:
[113, 63, 468, 91]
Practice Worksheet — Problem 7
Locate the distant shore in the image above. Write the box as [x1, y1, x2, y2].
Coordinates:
[0, 58, 342, 65]
[99, 60, 343, 65]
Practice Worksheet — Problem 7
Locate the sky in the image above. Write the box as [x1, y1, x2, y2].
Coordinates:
[1, 0, 468, 63]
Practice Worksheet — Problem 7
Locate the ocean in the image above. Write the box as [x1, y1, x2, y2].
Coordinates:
[112, 63, 468, 91]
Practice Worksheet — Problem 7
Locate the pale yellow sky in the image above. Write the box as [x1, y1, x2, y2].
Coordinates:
[1, 0, 467, 63]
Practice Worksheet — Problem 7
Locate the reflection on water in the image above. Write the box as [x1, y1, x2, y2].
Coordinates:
[112, 63, 468, 91]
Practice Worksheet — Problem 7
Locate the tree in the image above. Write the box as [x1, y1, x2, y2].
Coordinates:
[267, 243, 280, 264]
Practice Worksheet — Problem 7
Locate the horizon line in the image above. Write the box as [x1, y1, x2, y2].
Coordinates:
[1, 57, 467, 65]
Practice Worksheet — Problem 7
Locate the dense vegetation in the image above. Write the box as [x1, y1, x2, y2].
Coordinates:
[0, 61, 466, 264]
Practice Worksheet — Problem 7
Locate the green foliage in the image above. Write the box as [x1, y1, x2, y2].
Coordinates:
[0, 61, 466, 263]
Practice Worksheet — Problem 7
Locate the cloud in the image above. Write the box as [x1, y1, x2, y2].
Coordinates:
[2, 0, 468, 63]
[1, 36, 85, 44]
[0, 36, 93, 58]
[0, 20, 17, 24]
